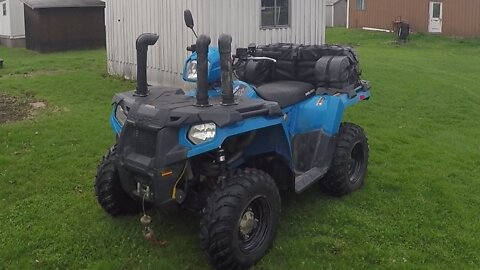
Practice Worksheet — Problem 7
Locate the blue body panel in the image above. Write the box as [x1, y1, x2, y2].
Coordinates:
[179, 88, 370, 164]
[286, 90, 370, 136]
[111, 85, 371, 166]
[110, 106, 123, 135]
[241, 124, 292, 167]
[179, 116, 287, 158]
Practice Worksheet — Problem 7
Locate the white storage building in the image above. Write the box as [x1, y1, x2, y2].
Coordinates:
[326, 0, 347, 27]
[0, 0, 25, 47]
[105, 0, 327, 87]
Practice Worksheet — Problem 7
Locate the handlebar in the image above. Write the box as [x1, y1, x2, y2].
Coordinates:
[232, 55, 277, 63]
[246, 56, 277, 63]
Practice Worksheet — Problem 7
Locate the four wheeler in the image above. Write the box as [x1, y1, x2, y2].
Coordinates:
[95, 10, 371, 270]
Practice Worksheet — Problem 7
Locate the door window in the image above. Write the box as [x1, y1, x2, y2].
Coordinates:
[432, 3, 441, 18]
[356, 0, 366, 11]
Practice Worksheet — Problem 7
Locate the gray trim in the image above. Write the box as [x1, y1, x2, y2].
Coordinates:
[0, 36, 26, 48]
[19, 0, 105, 9]
[326, 0, 341, 6]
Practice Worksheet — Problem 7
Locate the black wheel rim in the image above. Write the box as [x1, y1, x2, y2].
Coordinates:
[238, 196, 271, 252]
[348, 142, 365, 184]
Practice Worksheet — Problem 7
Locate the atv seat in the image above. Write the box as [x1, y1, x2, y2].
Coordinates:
[255, 81, 315, 108]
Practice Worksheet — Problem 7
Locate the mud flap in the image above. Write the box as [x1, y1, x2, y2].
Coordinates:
[292, 130, 336, 193]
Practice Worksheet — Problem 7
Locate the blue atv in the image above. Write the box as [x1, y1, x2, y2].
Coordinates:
[95, 10, 370, 270]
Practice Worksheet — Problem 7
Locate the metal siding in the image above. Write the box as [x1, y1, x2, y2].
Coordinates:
[326, 5, 334, 27]
[9, 0, 26, 37]
[443, 0, 480, 37]
[334, 0, 347, 27]
[348, 0, 429, 33]
[0, 0, 13, 37]
[106, 0, 326, 88]
[1, 0, 26, 38]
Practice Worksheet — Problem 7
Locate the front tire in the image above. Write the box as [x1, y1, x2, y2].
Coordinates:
[94, 145, 142, 216]
[321, 122, 369, 196]
[200, 168, 281, 270]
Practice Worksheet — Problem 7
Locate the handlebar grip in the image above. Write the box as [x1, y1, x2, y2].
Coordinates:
[186, 44, 196, 52]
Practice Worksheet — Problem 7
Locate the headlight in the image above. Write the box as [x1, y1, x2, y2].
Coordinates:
[115, 103, 128, 126]
[186, 60, 198, 80]
[185, 60, 211, 82]
[188, 123, 216, 144]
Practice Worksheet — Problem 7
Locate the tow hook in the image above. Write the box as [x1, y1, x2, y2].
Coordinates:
[140, 194, 168, 246]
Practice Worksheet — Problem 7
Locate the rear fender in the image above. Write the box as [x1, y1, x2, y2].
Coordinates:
[289, 89, 370, 136]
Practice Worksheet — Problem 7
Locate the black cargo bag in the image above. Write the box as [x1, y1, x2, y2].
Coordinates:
[315, 56, 356, 89]
[234, 43, 361, 88]
[233, 59, 274, 85]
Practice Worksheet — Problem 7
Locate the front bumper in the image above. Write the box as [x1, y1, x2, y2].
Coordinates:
[117, 158, 187, 208]
[115, 119, 189, 208]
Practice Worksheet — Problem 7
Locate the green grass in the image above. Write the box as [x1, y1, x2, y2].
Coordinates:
[1, 28, 480, 269]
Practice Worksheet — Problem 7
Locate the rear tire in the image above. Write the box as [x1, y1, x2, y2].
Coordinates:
[94, 145, 142, 216]
[321, 123, 369, 196]
[200, 168, 281, 270]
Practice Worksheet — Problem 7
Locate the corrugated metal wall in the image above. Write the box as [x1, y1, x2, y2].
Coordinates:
[326, 5, 334, 27]
[326, 0, 347, 27]
[0, 0, 12, 37]
[334, 0, 347, 27]
[9, 0, 25, 38]
[348, 0, 480, 38]
[105, 0, 326, 87]
[442, 0, 480, 38]
[348, 0, 429, 33]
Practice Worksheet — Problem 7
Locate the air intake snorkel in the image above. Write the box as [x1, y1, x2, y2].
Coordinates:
[195, 34, 211, 107]
[218, 34, 236, 106]
[134, 33, 159, 97]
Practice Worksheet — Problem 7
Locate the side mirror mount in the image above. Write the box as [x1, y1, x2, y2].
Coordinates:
[184, 9, 198, 38]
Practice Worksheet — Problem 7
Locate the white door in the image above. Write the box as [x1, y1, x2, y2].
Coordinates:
[428, 2, 443, 33]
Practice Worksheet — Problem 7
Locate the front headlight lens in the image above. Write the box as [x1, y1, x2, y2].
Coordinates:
[185, 60, 211, 81]
[188, 123, 216, 144]
[186, 60, 198, 80]
[115, 104, 128, 126]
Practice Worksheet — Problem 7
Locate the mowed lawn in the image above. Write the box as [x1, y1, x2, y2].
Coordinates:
[1, 29, 480, 269]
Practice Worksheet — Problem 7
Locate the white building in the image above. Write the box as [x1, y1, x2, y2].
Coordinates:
[326, 0, 347, 27]
[105, 0, 327, 88]
[0, 0, 25, 47]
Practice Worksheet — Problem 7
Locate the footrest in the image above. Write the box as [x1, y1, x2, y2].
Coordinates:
[294, 167, 328, 193]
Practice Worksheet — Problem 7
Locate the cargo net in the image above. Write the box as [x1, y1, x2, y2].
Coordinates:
[234, 43, 364, 97]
